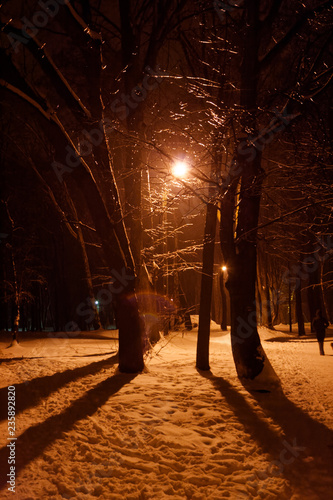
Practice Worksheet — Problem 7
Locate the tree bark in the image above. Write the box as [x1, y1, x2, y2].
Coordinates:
[196, 202, 217, 370]
[219, 3, 266, 379]
[222, 152, 265, 379]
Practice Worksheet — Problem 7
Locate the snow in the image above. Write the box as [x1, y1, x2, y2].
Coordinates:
[0, 322, 332, 500]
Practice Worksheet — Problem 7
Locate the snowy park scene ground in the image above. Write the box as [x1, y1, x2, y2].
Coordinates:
[0, 321, 332, 500]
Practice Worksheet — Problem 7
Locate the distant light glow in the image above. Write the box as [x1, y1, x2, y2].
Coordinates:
[172, 160, 188, 178]
[222, 266, 227, 272]
[95, 300, 99, 305]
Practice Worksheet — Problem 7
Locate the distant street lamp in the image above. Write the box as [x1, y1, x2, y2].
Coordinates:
[220, 265, 228, 331]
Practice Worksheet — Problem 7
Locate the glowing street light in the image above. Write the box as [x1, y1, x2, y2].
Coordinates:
[172, 160, 189, 178]
[222, 265, 227, 272]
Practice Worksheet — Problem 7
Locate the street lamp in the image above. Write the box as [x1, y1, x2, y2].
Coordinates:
[172, 160, 189, 179]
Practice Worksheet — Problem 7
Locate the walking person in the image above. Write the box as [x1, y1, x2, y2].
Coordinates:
[312, 309, 329, 355]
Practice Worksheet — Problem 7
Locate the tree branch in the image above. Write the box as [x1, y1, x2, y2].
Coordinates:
[237, 196, 333, 243]
[65, 0, 101, 40]
[1, 22, 91, 119]
[260, 1, 332, 71]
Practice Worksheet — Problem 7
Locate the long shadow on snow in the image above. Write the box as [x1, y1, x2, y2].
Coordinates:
[199, 370, 333, 497]
[0, 371, 137, 491]
[0, 351, 116, 362]
[0, 353, 118, 422]
[264, 336, 333, 343]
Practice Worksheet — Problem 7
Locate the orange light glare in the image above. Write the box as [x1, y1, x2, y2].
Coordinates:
[172, 160, 188, 178]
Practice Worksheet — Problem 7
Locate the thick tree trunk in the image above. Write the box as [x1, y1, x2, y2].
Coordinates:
[225, 234, 265, 379]
[220, 4, 267, 380]
[118, 1, 151, 270]
[116, 290, 144, 372]
[196, 202, 217, 370]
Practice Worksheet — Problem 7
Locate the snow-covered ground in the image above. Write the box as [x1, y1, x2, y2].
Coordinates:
[0, 322, 332, 500]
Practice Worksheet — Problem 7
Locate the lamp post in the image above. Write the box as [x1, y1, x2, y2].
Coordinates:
[220, 265, 228, 331]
